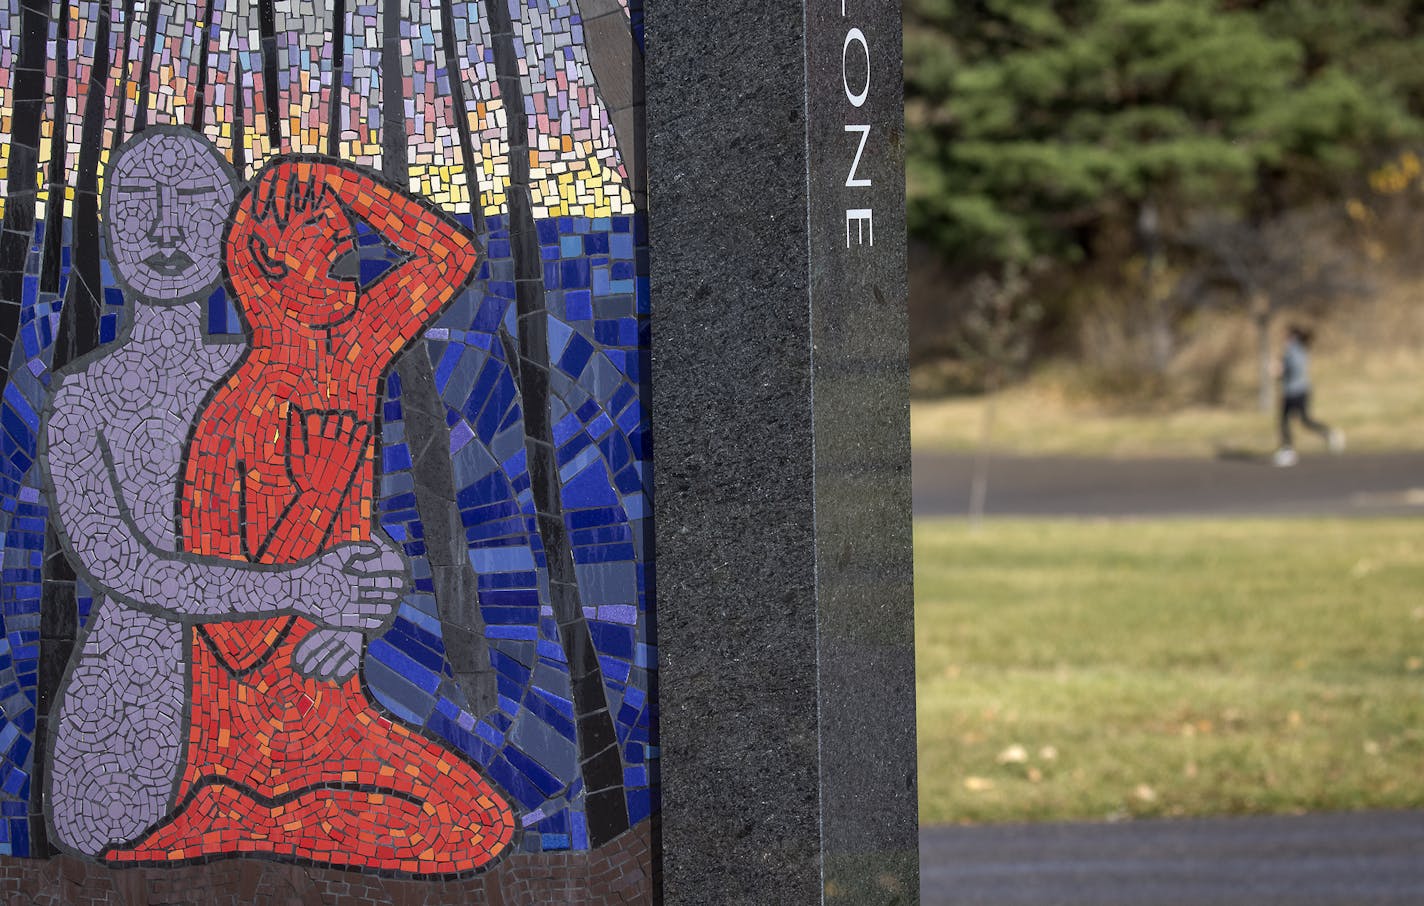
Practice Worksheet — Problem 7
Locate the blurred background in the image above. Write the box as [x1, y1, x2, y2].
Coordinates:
[905, 0, 1424, 836]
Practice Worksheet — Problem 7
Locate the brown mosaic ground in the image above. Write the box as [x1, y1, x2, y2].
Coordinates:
[0, 821, 655, 905]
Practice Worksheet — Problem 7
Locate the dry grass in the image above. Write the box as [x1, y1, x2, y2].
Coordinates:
[912, 283, 1424, 457]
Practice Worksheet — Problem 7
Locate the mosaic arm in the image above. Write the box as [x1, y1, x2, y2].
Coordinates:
[42, 380, 408, 626]
[320, 160, 479, 352]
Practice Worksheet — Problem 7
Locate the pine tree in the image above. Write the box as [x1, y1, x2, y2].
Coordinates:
[905, 0, 1416, 267]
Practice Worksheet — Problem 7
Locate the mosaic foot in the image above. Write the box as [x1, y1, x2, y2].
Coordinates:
[108, 617, 518, 873]
[105, 781, 515, 875]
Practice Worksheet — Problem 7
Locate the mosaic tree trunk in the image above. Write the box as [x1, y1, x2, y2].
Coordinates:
[131, 1, 160, 134]
[385, 0, 498, 719]
[231, 55, 247, 179]
[257, 0, 281, 147]
[61, 0, 112, 362]
[110, 0, 135, 150]
[487, 0, 629, 847]
[438, 0, 487, 236]
[190, 0, 216, 132]
[31, 0, 74, 859]
[39, 0, 70, 300]
[326, 0, 345, 158]
[0, 0, 50, 385]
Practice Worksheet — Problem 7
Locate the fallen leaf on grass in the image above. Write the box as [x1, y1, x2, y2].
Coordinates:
[964, 776, 995, 792]
[1133, 784, 1158, 803]
[1364, 740, 1382, 756]
[1039, 745, 1059, 761]
[996, 744, 1028, 765]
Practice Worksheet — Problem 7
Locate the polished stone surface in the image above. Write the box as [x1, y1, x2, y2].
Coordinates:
[647, 0, 917, 902]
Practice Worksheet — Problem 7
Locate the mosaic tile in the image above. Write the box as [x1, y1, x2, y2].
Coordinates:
[0, 0, 653, 893]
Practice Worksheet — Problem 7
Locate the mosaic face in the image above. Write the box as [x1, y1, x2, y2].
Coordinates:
[103, 130, 236, 301]
[233, 162, 361, 328]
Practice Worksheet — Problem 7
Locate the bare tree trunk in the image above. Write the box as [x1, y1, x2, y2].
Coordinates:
[382, 0, 496, 718]
[33, 0, 75, 860]
[326, 0, 346, 157]
[487, 0, 628, 846]
[968, 379, 997, 532]
[190, 0, 216, 131]
[131, 0, 160, 133]
[0, 0, 52, 385]
[1253, 293, 1274, 414]
[39, 0, 71, 297]
[394, 0, 501, 714]
[258, 0, 281, 150]
[59, 0, 110, 364]
[110, 0, 135, 148]
[438, 0, 486, 235]
[1139, 200, 1172, 375]
[232, 56, 247, 178]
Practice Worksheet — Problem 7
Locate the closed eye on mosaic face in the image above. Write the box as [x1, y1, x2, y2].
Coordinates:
[112, 184, 221, 196]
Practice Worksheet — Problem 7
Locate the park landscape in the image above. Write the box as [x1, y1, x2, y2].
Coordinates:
[906, 0, 1424, 855]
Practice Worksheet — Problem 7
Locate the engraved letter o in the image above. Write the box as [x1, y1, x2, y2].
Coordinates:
[842, 28, 870, 108]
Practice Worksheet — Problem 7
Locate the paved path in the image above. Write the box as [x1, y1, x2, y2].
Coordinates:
[921, 811, 1424, 906]
[913, 451, 1424, 518]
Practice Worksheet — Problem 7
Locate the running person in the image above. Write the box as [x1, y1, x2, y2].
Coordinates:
[1274, 324, 1344, 467]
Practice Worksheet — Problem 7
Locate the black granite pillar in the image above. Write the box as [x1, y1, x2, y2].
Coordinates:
[646, 1, 918, 903]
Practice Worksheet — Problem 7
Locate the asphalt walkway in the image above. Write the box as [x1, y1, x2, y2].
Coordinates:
[920, 811, 1424, 905]
[913, 451, 1424, 518]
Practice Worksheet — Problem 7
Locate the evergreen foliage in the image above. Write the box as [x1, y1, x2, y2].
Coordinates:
[906, 0, 1421, 267]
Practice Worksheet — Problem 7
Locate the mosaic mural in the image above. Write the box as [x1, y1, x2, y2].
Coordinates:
[0, 0, 653, 897]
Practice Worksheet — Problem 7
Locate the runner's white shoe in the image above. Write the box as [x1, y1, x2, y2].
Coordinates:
[1273, 447, 1298, 468]
[1328, 429, 1346, 454]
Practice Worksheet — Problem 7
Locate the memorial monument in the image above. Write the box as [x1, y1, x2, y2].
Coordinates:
[0, 0, 913, 902]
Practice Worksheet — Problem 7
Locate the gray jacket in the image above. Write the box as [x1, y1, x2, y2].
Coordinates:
[1282, 338, 1310, 398]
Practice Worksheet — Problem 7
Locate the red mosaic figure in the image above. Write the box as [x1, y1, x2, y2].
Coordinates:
[108, 158, 515, 874]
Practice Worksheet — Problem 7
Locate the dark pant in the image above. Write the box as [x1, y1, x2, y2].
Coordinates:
[1280, 392, 1330, 448]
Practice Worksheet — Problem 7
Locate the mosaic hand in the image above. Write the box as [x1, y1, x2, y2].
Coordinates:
[299, 537, 410, 631]
[284, 406, 370, 494]
[291, 627, 363, 682]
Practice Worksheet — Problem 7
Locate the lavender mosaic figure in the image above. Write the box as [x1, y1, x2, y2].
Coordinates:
[38, 127, 410, 857]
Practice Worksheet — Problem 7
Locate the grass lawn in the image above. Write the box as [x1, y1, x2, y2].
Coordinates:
[912, 347, 1424, 458]
[916, 518, 1424, 826]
